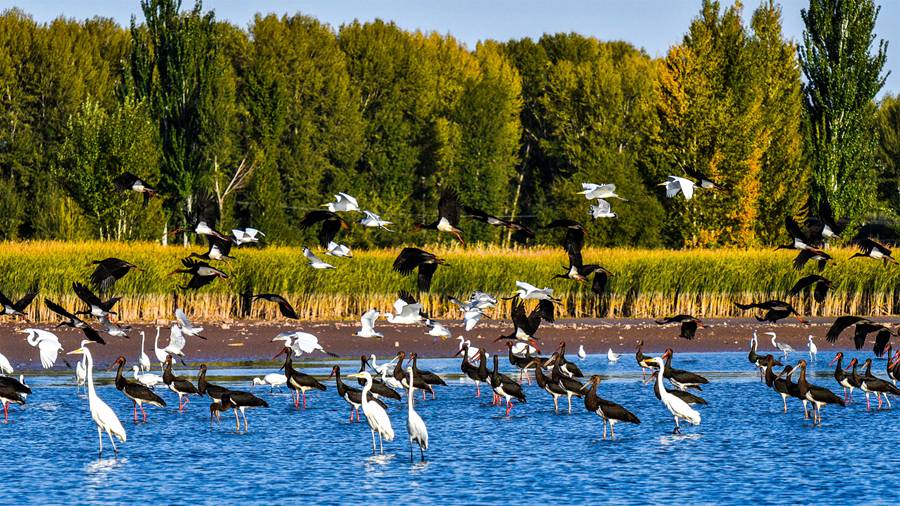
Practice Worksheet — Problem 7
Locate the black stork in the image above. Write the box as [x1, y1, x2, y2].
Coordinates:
[0, 287, 38, 318]
[111, 356, 165, 422]
[415, 187, 464, 244]
[506, 341, 535, 385]
[789, 275, 832, 304]
[749, 331, 782, 380]
[552, 242, 613, 295]
[635, 340, 655, 379]
[489, 354, 525, 416]
[44, 298, 105, 344]
[331, 365, 386, 422]
[113, 171, 158, 205]
[218, 392, 269, 432]
[763, 355, 791, 413]
[828, 352, 856, 403]
[189, 235, 234, 262]
[494, 297, 542, 355]
[476, 348, 493, 403]
[657, 349, 709, 391]
[544, 219, 586, 253]
[0, 375, 31, 422]
[168, 258, 229, 290]
[792, 248, 832, 271]
[299, 210, 350, 248]
[274, 347, 326, 409]
[825, 316, 894, 357]
[198, 364, 230, 403]
[655, 314, 704, 339]
[356, 356, 402, 401]
[550, 342, 584, 378]
[582, 375, 640, 440]
[88, 257, 141, 293]
[859, 358, 900, 410]
[462, 205, 534, 244]
[550, 359, 584, 414]
[888, 345, 900, 385]
[781, 364, 810, 419]
[392, 248, 445, 292]
[72, 282, 120, 319]
[790, 359, 845, 424]
[850, 238, 896, 264]
[407, 352, 446, 398]
[251, 293, 299, 320]
[647, 369, 708, 407]
[163, 355, 199, 412]
[392, 352, 433, 399]
[455, 344, 483, 397]
[734, 300, 807, 324]
[528, 358, 566, 413]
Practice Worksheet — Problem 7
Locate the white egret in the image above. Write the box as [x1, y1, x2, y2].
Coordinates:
[303, 247, 335, 269]
[425, 319, 451, 340]
[368, 354, 397, 376]
[152, 327, 167, 368]
[578, 182, 626, 201]
[75, 355, 87, 391]
[354, 309, 383, 338]
[588, 199, 617, 219]
[251, 373, 287, 391]
[325, 241, 353, 258]
[131, 366, 162, 389]
[659, 175, 697, 200]
[405, 366, 428, 462]
[0, 350, 12, 374]
[385, 296, 424, 325]
[648, 357, 701, 433]
[138, 331, 151, 372]
[359, 210, 393, 230]
[808, 335, 817, 363]
[348, 371, 394, 454]
[68, 343, 127, 455]
[231, 227, 264, 245]
[174, 308, 204, 338]
[21, 328, 65, 369]
[607, 348, 620, 363]
[324, 192, 359, 213]
[513, 281, 555, 301]
[768, 332, 794, 359]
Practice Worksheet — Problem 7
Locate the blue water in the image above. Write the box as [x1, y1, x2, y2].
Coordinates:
[2, 352, 898, 504]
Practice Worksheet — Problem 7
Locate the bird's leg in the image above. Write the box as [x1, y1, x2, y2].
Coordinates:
[2, 402, 7, 422]
[234, 409, 240, 432]
[371, 429, 376, 454]
[553, 396, 559, 413]
[866, 393, 871, 411]
[475, 381, 480, 398]
[133, 402, 138, 423]
[878, 393, 883, 410]
[420, 446, 425, 462]
[97, 427, 103, 455]
[141, 405, 148, 422]
[379, 432, 384, 454]
[242, 409, 249, 431]
[602, 420, 607, 440]
[568, 395, 572, 415]
[610, 422, 616, 440]
[884, 393, 892, 409]
[505, 399, 513, 417]
[302, 390, 307, 409]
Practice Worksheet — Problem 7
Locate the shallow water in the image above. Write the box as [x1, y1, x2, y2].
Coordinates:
[2, 351, 898, 504]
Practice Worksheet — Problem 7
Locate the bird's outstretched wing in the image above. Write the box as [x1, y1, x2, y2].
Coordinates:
[438, 188, 461, 226]
[825, 316, 870, 343]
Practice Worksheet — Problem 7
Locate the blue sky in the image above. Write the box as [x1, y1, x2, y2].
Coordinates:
[4, 0, 898, 94]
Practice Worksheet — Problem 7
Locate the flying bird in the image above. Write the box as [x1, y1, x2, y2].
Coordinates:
[323, 192, 360, 213]
[789, 275, 831, 303]
[231, 227, 264, 246]
[325, 241, 353, 258]
[299, 210, 350, 248]
[393, 247, 444, 292]
[88, 257, 141, 292]
[659, 176, 697, 200]
[588, 199, 617, 219]
[734, 300, 807, 324]
[355, 309, 383, 338]
[655, 314, 704, 339]
[850, 238, 896, 264]
[169, 258, 229, 289]
[72, 282, 120, 319]
[359, 210, 393, 230]
[462, 205, 535, 242]
[577, 183, 626, 201]
[252, 293, 299, 319]
[113, 171, 158, 206]
[44, 299, 105, 344]
[415, 188, 464, 244]
[303, 247, 335, 270]
[0, 287, 38, 318]
[825, 316, 894, 356]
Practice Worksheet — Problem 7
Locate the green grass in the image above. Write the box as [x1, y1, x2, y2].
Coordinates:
[0, 241, 897, 321]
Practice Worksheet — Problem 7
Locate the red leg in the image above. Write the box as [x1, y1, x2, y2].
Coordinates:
[475, 382, 480, 397]
[505, 399, 512, 417]
[133, 402, 138, 423]
[302, 390, 307, 409]
[3, 402, 8, 422]
[142, 404, 148, 422]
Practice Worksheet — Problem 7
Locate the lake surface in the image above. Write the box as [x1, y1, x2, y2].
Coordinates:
[2, 351, 898, 504]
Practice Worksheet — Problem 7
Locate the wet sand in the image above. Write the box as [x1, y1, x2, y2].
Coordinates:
[0, 317, 865, 369]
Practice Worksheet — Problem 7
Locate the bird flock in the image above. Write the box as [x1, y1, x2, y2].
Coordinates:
[2, 176, 900, 459]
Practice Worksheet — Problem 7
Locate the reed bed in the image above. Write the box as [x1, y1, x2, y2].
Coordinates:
[0, 241, 898, 322]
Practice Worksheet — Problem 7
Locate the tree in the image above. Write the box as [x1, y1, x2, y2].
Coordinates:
[876, 95, 900, 212]
[799, 0, 888, 227]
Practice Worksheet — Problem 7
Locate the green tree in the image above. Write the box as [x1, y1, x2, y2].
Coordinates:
[876, 95, 900, 212]
[799, 0, 888, 227]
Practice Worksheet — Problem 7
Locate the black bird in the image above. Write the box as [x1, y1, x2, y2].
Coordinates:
[0, 375, 31, 422]
[169, 258, 229, 290]
[274, 347, 327, 409]
[494, 297, 542, 350]
[582, 375, 641, 439]
[789, 275, 831, 303]
[635, 340, 656, 378]
[489, 354, 526, 416]
[393, 247, 445, 292]
[408, 352, 447, 398]
[683, 166, 725, 191]
[553, 242, 613, 295]
[72, 282, 120, 319]
[777, 215, 815, 251]
[88, 257, 141, 293]
[392, 352, 433, 399]
[550, 342, 584, 378]
[299, 210, 350, 248]
[648, 369, 708, 406]
[197, 364, 231, 403]
[828, 352, 855, 403]
[814, 198, 845, 240]
[790, 359, 845, 424]
[189, 235, 234, 262]
[415, 188, 464, 244]
[850, 238, 896, 264]
[763, 355, 790, 412]
[462, 205, 534, 242]
[655, 314, 703, 339]
[163, 355, 200, 412]
[550, 359, 584, 414]
[217, 391, 269, 432]
[455, 345, 484, 398]
[544, 219, 586, 253]
[113, 171, 158, 206]
[111, 356, 166, 423]
[330, 365, 386, 423]
[825, 316, 894, 356]
[0, 287, 37, 318]
[734, 300, 807, 324]
[528, 358, 567, 413]
[251, 293, 299, 319]
[44, 299, 105, 344]
[860, 358, 900, 411]
[356, 356, 402, 400]
[505, 341, 536, 384]
[659, 348, 709, 391]
[792, 248, 832, 271]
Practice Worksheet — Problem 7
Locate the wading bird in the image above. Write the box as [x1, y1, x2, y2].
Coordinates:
[330, 365, 386, 422]
[169, 258, 229, 290]
[646, 356, 700, 434]
[88, 258, 141, 293]
[807, 335, 817, 362]
[792, 248, 832, 271]
[347, 371, 394, 454]
[113, 171, 157, 205]
[111, 356, 166, 423]
[767, 332, 794, 359]
[393, 247, 444, 292]
[655, 349, 708, 391]
[251, 373, 287, 391]
[850, 238, 896, 264]
[782, 359, 844, 425]
[303, 247, 335, 270]
[272, 331, 337, 358]
[0, 374, 30, 422]
[490, 355, 526, 417]
[69, 343, 126, 455]
[274, 347, 327, 409]
[174, 308, 205, 339]
[582, 375, 640, 440]
[163, 356, 199, 412]
[355, 309, 383, 338]
[859, 358, 900, 410]
[323, 192, 359, 213]
[0, 288, 37, 318]
[828, 353, 855, 403]
[646, 370, 708, 407]
[132, 366, 162, 389]
[655, 315, 703, 339]
[405, 366, 429, 462]
[659, 175, 697, 200]
[189, 236, 234, 262]
[219, 392, 269, 432]
[299, 210, 350, 248]
[0, 350, 12, 375]
[553, 243, 613, 296]
[415, 188, 464, 244]
[588, 199, 617, 219]
[529, 358, 566, 413]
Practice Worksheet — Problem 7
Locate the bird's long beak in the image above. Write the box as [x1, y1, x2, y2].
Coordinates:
[347, 373, 363, 379]
[67, 348, 85, 356]
[828, 355, 839, 366]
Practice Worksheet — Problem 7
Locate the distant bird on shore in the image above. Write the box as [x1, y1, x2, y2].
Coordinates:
[655, 314, 704, 339]
[462, 205, 535, 242]
[659, 176, 697, 200]
[606, 348, 620, 363]
[355, 309, 383, 338]
[169, 258, 229, 290]
[88, 257, 141, 292]
[734, 300, 807, 324]
[578, 183, 626, 201]
[323, 192, 360, 213]
[113, 171, 157, 206]
[415, 188, 464, 244]
[850, 238, 896, 264]
[359, 210, 393, 230]
[789, 275, 831, 303]
[251, 293, 299, 320]
[393, 247, 444, 292]
[0, 287, 37, 318]
[303, 247, 335, 270]
[300, 210, 350, 248]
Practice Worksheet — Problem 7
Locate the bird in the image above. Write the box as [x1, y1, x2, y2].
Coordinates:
[359, 210, 393, 230]
[197, 364, 230, 403]
[160, 325, 192, 365]
[544, 219, 586, 253]
[552, 242, 613, 295]
[113, 171, 157, 205]
[577, 345, 587, 360]
[646, 369, 708, 407]
[655, 314, 704, 339]
[768, 332, 794, 359]
[659, 175, 697, 200]
[162, 355, 199, 412]
[391, 352, 433, 399]
[274, 347, 327, 409]
[44, 299, 105, 344]
[347, 371, 394, 454]
[763, 355, 792, 412]
[131, 366, 162, 389]
[859, 358, 900, 411]
[782, 359, 844, 424]
[607, 348, 620, 363]
[549, 342, 584, 378]
[489, 354, 526, 417]
[792, 248, 832, 271]
[323, 192, 360, 213]
[174, 308, 205, 339]
[405, 366, 429, 462]
[415, 187, 464, 244]
[828, 352, 855, 403]
[512, 280, 557, 302]
[494, 297, 542, 353]
[425, 319, 451, 340]
[682, 166, 725, 190]
[68, 343, 126, 455]
[299, 210, 350, 248]
[303, 247, 335, 270]
[75, 355, 86, 391]
[462, 205, 535, 242]
[456, 344, 484, 397]
[407, 352, 447, 398]
[393, 247, 445, 292]
[655, 349, 708, 391]
[850, 238, 896, 264]
[358, 356, 403, 398]
[635, 340, 655, 379]
[168, 258, 229, 290]
[21, 328, 67, 368]
[825, 316, 894, 356]
[646, 356, 701, 434]
[0, 287, 38, 318]
[186, 220, 230, 242]
[325, 241, 353, 258]
[355, 309, 383, 338]
[588, 199, 617, 219]
[251, 373, 287, 391]
[111, 356, 166, 423]
[72, 282, 120, 319]
[251, 294, 299, 320]
[549, 358, 584, 413]
[528, 358, 566, 413]
[0, 374, 30, 422]
[189, 235, 234, 262]
[814, 198, 845, 241]
[330, 365, 387, 422]
[87, 257, 141, 293]
[386, 292, 426, 325]
[734, 300, 807, 324]
[272, 331, 337, 358]
[581, 375, 640, 440]
[231, 227, 264, 246]
[0, 349, 12, 375]
[789, 275, 831, 303]
[578, 183, 626, 201]
[777, 215, 815, 251]
[807, 335, 817, 362]
[100, 316, 130, 339]
[220, 391, 269, 432]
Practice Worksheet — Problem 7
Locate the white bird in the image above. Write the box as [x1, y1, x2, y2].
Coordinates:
[511, 341, 539, 357]
[138, 331, 151, 372]
[381, 368, 403, 390]
[21, 328, 64, 369]
[272, 331, 335, 357]
[768, 332, 794, 359]
[456, 337, 482, 361]
[75, 355, 87, 391]
[649, 356, 701, 433]
[349, 371, 394, 454]
[194, 221, 224, 239]
[513, 280, 555, 301]
[577, 345, 587, 360]
[589, 198, 617, 219]
[68, 343, 127, 455]
[325, 241, 353, 258]
[359, 210, 393, 231]
[368, 354, 397, 376]
[405, 366, 428, 462]
[461, 309, 484, 331]
[163, 325, 188, 361]
[659, 175, 697, 200]
[449, 294, 493, 330]
[251, 373, 287, 391]
[607, 348, 620, 363]
[131, 366, 162, 389]
[18, 374, 28, 401]
[303, 247, 335, 269]
[425, 319, 451, 340]
[467, 291, 498, 309]
[152, 327, 167, 368]
[354, 309, 383, 338]
[0, 350, 12, 374]
[578, 183, 626, 201]
[385, 296, 424, 325]
[231, 227, 265, 245]
[100, 316, 130, 338]
[807, 335, 817, 363]
[174, 308, 204, 337]
[324, 192, 359, 213]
